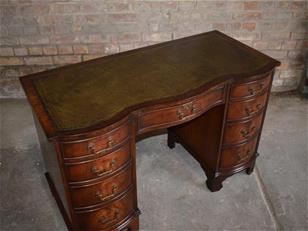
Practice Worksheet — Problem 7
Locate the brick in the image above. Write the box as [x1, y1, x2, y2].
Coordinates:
[20, 36, 49, 45]
[280, 70, 302, 79]
[28, 47, 43, 55]
[58, 45, 73, 54]
[234, 12, 262, 20]
[244, 1, 258, 10]
[53, 55, 81, 65]
[0, 47, 14, 56]
[88, 44, 105, 54]
[143, 33, 172, 42]
[43, 46, 58, 55]
[14, 47, 28, 56]
[265, 50, 288, 59]
[0, 37, 19, 46]
[119, 44, 135, 52]
[24, 56, 53, 65]
[49, 3, 80, 14]
[50, 35, 79, 44]
[82, 55, 102, 61]
[116, 33, 141, 42]
[288, 50, 304, 60]
[253, 41, 282, 50]
[104, 44, 120, 55]
[20, 4, 49, 15]
[107, 13, 137, 23]
[23, 26, 39, 36]
[73, 45, 88, 54]
[281, 40, 298, 50]
[107, 3, 130, 12]
[0, 57, 24, 65]
[242, 22, 256, 31]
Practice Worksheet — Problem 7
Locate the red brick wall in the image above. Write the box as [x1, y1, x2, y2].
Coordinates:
[0, 1, 307, 97]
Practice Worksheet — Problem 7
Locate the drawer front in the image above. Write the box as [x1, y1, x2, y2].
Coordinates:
[230, 75, 271, 99]
[227, 92, 268, 121]
[139, 87, 224, 132]
[65, 142, 130, 183]
[71, 165, 132, 209]
[61, 124, 129, 159]
[220, 137, 258, 169]
[75, 188, 134, 231]
[223, 113, 263, 145]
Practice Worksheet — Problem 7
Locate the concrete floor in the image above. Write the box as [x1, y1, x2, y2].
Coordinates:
[0, 93, 307, 231]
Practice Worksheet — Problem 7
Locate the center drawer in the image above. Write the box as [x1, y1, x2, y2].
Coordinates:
[75, 188, 135, 231]
[65, 142, 131, 184]
[138, 86, 225, 133]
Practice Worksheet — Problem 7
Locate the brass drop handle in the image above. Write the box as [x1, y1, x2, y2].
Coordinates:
[240, 126, 255, 138]
[107, 137, 114, 148]
[255, 103, 262, 110]
[91, 159, 116, 177]
[177, 109, 185, 119]
[245, 102, 262, 116]
[99, 208, 119, 225]
[236, 149, 251, 161]
[96, 184, 118, 201]
[87, 137, 114, 154]
[248, 83, 264, 95]
[245, 107, 254, 115]
[191, 104, 198, 113]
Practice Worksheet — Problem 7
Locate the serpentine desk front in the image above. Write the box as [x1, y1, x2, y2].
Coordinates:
[20, 30, 280, 231]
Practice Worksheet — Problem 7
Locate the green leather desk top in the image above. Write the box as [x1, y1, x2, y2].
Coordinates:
[21, 31, 279, 133]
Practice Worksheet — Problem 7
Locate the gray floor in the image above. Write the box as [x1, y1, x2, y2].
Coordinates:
[0, 93, 307, 231]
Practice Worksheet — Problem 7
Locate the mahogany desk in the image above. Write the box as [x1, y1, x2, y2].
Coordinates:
[20, 30, 280, 231]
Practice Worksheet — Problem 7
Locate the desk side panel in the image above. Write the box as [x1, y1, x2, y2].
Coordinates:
[33, 114, 72, 227]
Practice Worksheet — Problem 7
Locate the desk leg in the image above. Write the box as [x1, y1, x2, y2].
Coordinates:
[167, 128, 177, 149]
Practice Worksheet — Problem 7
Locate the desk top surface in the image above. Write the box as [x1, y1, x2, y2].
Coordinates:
[21, 30, 279, 136]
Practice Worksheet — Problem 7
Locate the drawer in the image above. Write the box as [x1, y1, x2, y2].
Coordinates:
[227, 92, 267, 121]
[61, 124, 129, 159]
[71, 165, 132, 209]
[65, 142, 130, 183]
[139, 87, 224, 132]
[223, 113, 263, 145]
[220, 137, 258, 169]
[230, 75, 271, 99]
[75, 188, 134, 231]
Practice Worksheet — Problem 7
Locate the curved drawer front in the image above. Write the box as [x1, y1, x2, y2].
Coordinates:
[227, 92, 267, 121]
[230, 74, 271, 99]
[61, 124, 129, 159]
[70, 165, 132, 209]
[138, 86, 225, 133]
[220, 137, 258, 169]
[223, 113, 263, 145]
[65, 142, 130, 183]
[75, 188, 134, 231]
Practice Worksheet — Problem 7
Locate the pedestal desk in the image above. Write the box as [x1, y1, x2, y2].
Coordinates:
[20, 30, 280, 231]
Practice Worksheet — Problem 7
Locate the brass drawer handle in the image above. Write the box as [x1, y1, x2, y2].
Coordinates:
[96, 184, 118, 202]
[177, 109, 185, 119]
[244, 103, 262, 116]
[87, 137, 114, 154]
[240, 126, 255, 138]
[99, 208, 119, 225]
[107, 137, 114, 148]
[91, 159, 116, 177]
[248, 83, 264, 95]
[236, 149, 251, 161]
[191, 104, 198, 113]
